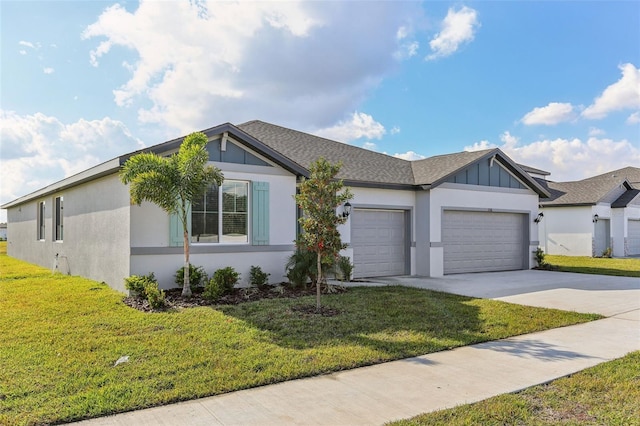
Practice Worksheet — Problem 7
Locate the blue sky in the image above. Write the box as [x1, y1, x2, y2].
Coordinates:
[1, 1, 639, 222]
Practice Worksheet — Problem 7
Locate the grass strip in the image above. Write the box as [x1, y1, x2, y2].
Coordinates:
[390, 350, 640, 426]
[546, 255, 640, 278]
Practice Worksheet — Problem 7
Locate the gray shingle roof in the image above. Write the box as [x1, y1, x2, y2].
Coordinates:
[539, 179, 622, 205]
[539, 166, 640, 207]
[238, 121, 546, 195]
[1, 119, 549, 209]
[581, 166, 640, 185]
[238, 120, 415, 186]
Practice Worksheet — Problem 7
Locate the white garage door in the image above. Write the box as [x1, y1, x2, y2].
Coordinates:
[628, 220, 640, 255]
[352, 209, 406, 278]
[443, 210, 525, 274]
[594, 219, 610, 257]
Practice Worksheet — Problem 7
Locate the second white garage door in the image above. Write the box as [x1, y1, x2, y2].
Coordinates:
[351, 209, 406, 278]
[628, 219, 640, 255]
[443, 210, 526, 274]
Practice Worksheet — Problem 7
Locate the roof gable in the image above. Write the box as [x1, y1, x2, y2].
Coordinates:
[411, 148, 548, 196]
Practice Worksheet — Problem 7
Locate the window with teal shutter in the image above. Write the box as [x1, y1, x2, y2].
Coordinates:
[252, 182, 269, 245]
[169, 204, 191, 247]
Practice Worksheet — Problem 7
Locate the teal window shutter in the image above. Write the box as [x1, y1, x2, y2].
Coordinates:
[252, 182, 269, 246]
[169, 204, 192, 247]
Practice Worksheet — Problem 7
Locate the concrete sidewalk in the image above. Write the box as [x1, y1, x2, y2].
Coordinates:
[73, 280, 640, 425]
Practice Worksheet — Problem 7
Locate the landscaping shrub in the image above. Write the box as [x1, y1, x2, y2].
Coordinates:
[203, 278, 224, 302]
[174, 264, 207, 291]
[249, 265, 270, 289]
[601, 247, 612, 258]
[144, 281, 166, 309]
[285, 249, 317, 288]
[335, 255, 353, 282]
[124, 272, 156, 295]
[204, 267, 239, 301]
[534, 247, 547, 268]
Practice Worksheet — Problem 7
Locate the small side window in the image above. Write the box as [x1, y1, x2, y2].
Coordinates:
[37, 201, 45, 240]
[55, 196, 63, 241]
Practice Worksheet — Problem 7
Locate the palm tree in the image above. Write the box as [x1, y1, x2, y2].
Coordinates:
[120, 132, 223, 297]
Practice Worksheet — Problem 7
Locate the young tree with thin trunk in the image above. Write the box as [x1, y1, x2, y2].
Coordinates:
[295, 157, 352, 311]
[120, 132, 223, 297]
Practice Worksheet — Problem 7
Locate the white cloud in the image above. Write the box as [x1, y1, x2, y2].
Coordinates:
[390, 126, 401, 135]
[43, 67, 54, 74]
[393, 151, 426, 161]
[468, 131, 640, 181]
[582, 63, 640, 119]
[82, 1, 424, 134]
[315, 112, 386, 142]
[464, 140, 496, 151]
[394, 25, 419, 60]
[588, 127, 605, 136]
[362, 142, 378, 151]
[626, 111, 640, 124]
[0, 110, 145, 214]
[19, 50, 27, 55]
[521, 102, 575, 125]
[18, 40, 38, 49]
[499, 131, 519, 149]
[427, 6, 479, 60]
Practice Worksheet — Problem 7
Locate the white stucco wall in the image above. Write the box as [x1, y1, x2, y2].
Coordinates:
[340, 183, 540, 278]
[339, 186, 417, 275]
[129, 163, 298, 289]
[6, 174, 131, 292]
[427, 183, 540, 276]
[539, 206, 596, 256]
[611, 208, 625, 257]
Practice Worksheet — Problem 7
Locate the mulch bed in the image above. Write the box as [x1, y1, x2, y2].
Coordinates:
[123, 284, 347, 316]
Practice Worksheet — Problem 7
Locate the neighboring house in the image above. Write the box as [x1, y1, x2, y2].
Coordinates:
[536, 167, 640, 257]
[0, 223, 7, 241]
[1, 121, 549, 292]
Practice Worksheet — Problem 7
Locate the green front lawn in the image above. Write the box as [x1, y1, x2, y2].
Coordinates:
[546, 255, 640, 278]
[390, 350, 640, 426]
[0, 243, 600, 425]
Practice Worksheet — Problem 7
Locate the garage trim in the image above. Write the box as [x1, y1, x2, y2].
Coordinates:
[441, 207, 529, 274]
[350, 204, 412, 277]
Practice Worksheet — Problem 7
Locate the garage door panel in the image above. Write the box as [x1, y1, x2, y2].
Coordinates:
[352, 209, 406, 278]
[628, 220, 640, 255]
[443, 211, 525, 274]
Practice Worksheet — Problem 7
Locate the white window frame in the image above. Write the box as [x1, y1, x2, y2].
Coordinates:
[191, 180, 250, 244]
[220, 180, 249, 244]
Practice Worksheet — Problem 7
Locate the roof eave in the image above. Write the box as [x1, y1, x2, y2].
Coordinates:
[1, 158, 122, 209]
[341, 179, 418, 191]
[539, 202, 596, 208]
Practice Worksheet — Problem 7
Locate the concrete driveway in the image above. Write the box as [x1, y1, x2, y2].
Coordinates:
[354, 269, 640, 318]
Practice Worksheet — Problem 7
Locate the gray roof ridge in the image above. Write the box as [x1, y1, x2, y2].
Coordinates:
[238, 119, 411, 165]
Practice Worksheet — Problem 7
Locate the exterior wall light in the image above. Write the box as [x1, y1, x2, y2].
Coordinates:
[342, 201, 352, 218]
[534, 212, 544, 223]
[593, 214, 599, 223]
